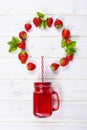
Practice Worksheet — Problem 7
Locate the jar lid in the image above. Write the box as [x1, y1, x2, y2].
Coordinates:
[34, 82, 51, 87]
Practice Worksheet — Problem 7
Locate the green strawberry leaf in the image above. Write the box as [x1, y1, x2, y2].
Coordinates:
[61, 38, 66, 48]
[67, 41, 76, 49]
[37, 12, 45, 18]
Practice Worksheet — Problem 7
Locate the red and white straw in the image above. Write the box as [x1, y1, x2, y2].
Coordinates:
[41, 56, 44, 82]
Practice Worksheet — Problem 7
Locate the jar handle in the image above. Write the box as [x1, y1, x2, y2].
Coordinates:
[52, 91, 60, 111]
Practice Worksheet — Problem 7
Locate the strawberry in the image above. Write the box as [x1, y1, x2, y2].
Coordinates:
[47, 18, 53, 27]
[62, 29, 70, 39]
[54, 19, 63, 29]
[19, 31, 27, 40]
[60, 57, 68, 66]
[33, 17, 41, 27]
[66, 54, 73, 61]
[65, 39, 71, 45]
[27, 62, 36, 71]
[17, 41, 26, 49]
[50, 63, 60, 71]
[18, 50, 28, 64]
[24, 23, 32, 31]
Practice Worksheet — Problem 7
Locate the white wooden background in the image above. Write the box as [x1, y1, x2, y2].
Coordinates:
[0, 0, 87, 129]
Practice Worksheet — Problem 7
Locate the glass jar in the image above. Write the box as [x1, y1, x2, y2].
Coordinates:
[33, 82, 60, 118]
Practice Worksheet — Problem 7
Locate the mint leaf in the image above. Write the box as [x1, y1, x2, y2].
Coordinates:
[37, 12, 45, 18]
[61, 38, 66, 48]
[7, 37, 20, 46]
[43, 20, 47, 29]
[7, 37, 20, 52]
[71, 48, 76, 53]
[9, 46, 17, 52]
[65, 48, 71, 54]
[65, 47, 76, 54]
[12, 37, 20, 45]
[39, 20, 44, 28]
[67, 41, 76, 49]
[39, 19, 47, 29]
[7, 41, 13, 46]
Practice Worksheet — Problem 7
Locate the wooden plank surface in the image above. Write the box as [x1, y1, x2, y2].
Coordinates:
[0, 0, 87, 15]
[0, 36, 86, 58]
[0, 101, 86, 122]
[0, 122, 86, 130]
[0, 79, 87, 101]
[0, 58, 86, 79]
[0, 15, 87, 36]
[0, 0, 87, 129]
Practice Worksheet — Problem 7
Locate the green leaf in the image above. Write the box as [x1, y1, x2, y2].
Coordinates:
[7, 37, 20, 46]
[61, 38, 66, 48]
[65, 48, 72, 54]
[37, 12, 45, 18]
[67, 41, 76, 49]
[65, 47, 76, 54]
[9, 46, 17, 52]
[7, 37, 20, 52]
[43, 20, 47, 29]
[39, 19, 47, 29]
[7, 41, 13, 46]
[12, 37, 20, 45]
[71, 48, 76, 53]
[39, 20, 44, 28]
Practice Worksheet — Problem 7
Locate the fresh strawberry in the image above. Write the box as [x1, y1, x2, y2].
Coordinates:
[66, 54, 73, 61]
[50, 63, 60, 71]
[17, 41, 26, 49]
[27, 62, 36, 71]
[54, 19, 63, 29]
[62, 29, 70, 39]
[18, 50, 28, 64]
[19, 31, 27, 40]
[47, 18, 53, 27]
[60, 57, 68, 66]
[33, 17, 41, 27]
[24, 23, 32, 31]
[65, 39, 71, 45]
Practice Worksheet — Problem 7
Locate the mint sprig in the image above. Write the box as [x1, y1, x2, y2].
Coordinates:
[7, 37, 20, 52]
[39, 19, 47, 29]
[61, 38, 76, 55]
[37, 12, 45, 18]
[67, 41, 76, 49]
[36, 12, 48, 29]
[61, 38, 66, 48]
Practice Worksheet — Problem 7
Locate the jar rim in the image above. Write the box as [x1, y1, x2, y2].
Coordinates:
[34, 82, 51, 87]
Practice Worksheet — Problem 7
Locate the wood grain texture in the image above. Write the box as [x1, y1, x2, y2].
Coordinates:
[0, 0, 87, 15]
[0, 58, 86, 79]
[0, 79, 87, 101]
[0, 0, 87, 129]
[0, 101, 86, 122]
[0, 15, 87, 36]
[0, 36, 86, 58]
[0, 123, 86, 130]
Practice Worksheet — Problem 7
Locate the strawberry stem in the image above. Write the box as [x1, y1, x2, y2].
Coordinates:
[20, 50, 26, 54]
